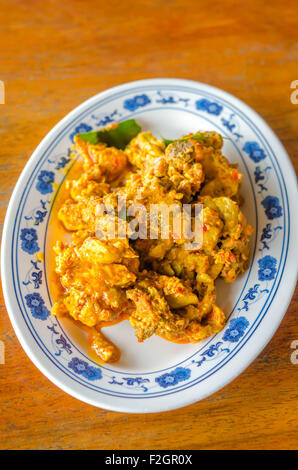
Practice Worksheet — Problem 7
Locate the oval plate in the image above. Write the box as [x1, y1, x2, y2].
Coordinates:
[2, 79, 297, 413]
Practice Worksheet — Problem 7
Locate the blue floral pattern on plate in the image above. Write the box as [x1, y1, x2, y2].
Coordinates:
[68, 357, 102, 381]
[123, 94, 151, 111]
[258, 256, 277, 281]
[195, 98, 223, 115]
[261, 196, 282, 220]
[36, 170, 55, 195]
[25, 292, 50, 320]
[237, 284, 269, 312]
[20, 228, 40, 254]
[155, 367, 191, 388]
[259, 223, 282, 252]
[22, 259, 43, 289]
[242, 141, 266, 163]
[24, 199, 49, 226]
[223, 317, 249, 343]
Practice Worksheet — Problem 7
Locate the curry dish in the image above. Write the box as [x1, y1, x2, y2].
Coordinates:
[51, 124, 253, 363]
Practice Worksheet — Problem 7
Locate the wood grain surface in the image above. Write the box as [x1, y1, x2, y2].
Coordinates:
[0, 0, 297, 450]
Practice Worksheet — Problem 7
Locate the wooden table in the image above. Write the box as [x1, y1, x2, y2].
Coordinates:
[0, 0, 297, 450]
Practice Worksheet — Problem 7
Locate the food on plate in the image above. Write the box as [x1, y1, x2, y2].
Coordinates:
[51, 120, 253, 363]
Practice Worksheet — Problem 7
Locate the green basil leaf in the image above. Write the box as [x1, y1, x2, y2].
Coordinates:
[162, 132, 206, 147]
[76, 119, 142, 149]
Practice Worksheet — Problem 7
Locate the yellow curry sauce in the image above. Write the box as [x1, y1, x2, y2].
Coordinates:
[49, 128, 253, 363]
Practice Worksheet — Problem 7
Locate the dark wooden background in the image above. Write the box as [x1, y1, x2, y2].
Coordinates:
[0, 0, 297, 450]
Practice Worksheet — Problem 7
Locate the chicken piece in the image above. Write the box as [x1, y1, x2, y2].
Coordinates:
[55, 278, 127, 326]
[127, 276, 189, 341]
[67, 174, 110, 202]
[54, 241, 79, 275]
[74, 136, 127, 181]
[150, 248, 216, 317]
[149, 273, 199, 309]
[125, 132, 165, 168]
[127, 273, 225, 344]
[58, 195, 102, 232]
[79, 237, 125, 264]
[127, 272, 214, 342]
[58, 199, 89, 231]
[58, 237, 137, 302]
[201, 196, 253, 282]
[178, 304, 205, 322]
[156, 246, 210, 280]
[201, 206, 224, 253]
[195, 273, 216, 317]
[127, 132, 204, 202]
[90, 327, 119, 363]
[127, 286, 171, 341]
[148, 239, 174, 260]
[197, 135, 242, 198]
[96, 264, 136, 287]
[164, 140, 204, 201]
[53, 239, 132, 325]
[70, 229, 95, 246]
[63, 288, 112, 326]
[213, 196, 251, 240]
[78, 237, 139, 272]
[180, 304, 226, 343]
[134, 239, 174, 263]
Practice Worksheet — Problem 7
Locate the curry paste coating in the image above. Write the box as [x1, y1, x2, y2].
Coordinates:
[52, 129, 253, 362]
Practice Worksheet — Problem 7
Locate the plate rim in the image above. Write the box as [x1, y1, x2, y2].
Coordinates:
[1, 78, 297, 413]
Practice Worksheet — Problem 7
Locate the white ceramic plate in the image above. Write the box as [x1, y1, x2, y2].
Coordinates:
[2, 79, 297, 413]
